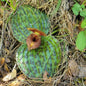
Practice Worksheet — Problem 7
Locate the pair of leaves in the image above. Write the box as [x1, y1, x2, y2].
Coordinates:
[72, 3, 86, 18]
[72, 3, 86, 28]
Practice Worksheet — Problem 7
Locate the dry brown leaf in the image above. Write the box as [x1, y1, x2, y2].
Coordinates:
[0, 21, 3, 25]
[2, 69, 16, 81]
[0, 7, 4, 16]
[78, 21, 84, 31]
[8, 80, 21, 86]
[0, 84, 5, 86]
[43, 71, 48, 81]
[84, 80, 86, 85]
[43, 71, 51, 83]
[0, 57, 5, 67]
[0, 8, 4, 13]
[68, 60, 79, 77]
[17, 74, 26, 81]
[8, 74, 26, 86]
[4, 63, 9, 72]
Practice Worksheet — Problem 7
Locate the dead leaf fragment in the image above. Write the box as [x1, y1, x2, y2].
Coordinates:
[0, 57, 5, 67]
[17, 74, 26, 81]
[0, 21, 3, 25]
[0, 7, 4, 14]
[8, 80, 21, 86]
[84, 80, 86, 85]
[78, 65, 86, 78]
[2, 69, 16, 81]
[68, 60, 79, 77]
[0, 7, 4, 18]
[0, 84, 5, 86]
[43, 71, 48, 81]
[8, 74, 26, 86]
[43, 71, 51, 83]
[4, 63, 9, 72]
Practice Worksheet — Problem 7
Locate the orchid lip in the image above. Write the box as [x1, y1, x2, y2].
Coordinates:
[26, 33, 41, 50]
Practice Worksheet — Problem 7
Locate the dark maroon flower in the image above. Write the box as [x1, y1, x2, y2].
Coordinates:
[26, 28, 47, 50]
[26, 33, 41, 50]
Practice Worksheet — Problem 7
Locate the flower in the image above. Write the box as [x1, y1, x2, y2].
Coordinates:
[26, 28, 47, 50]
